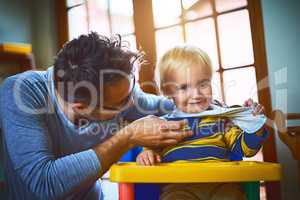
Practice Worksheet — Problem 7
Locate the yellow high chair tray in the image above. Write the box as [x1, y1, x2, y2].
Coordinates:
[110, 161, 281, 183]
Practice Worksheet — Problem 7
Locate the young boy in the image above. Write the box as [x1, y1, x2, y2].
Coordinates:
[136, 45, 268, 200]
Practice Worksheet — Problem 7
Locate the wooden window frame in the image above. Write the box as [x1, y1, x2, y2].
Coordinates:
[248, 1, 281, 199]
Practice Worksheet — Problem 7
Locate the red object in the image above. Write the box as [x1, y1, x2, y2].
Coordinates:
[119, 183, 135, 200]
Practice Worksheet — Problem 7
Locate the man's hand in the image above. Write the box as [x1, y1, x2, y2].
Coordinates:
[93, 115, 192, 176]
[125, 115, 193, 148]
[243, 98, 265, 116]
[136, 150, 161, 166]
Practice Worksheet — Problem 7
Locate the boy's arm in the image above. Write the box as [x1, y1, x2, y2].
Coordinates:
[226, 98, 268, 157]
[225, 124, 269, 158]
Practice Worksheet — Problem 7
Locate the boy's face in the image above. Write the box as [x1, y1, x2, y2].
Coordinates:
[165, 64, 212, 113]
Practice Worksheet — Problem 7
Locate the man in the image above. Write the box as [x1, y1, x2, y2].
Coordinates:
[0, 33, 192, 200]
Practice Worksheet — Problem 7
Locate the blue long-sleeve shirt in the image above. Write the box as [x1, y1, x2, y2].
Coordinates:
[0, 67, 174, 200]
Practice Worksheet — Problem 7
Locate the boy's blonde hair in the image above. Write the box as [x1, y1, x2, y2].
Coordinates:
[156, 45, 213, 94]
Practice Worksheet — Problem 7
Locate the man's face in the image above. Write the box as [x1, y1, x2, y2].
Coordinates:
[79, 76, 135, 121]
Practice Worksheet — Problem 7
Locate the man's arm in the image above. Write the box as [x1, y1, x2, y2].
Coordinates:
[1, 77, 192, 199]
[93, 115, 192, 176]
[1, 77, 101, 199]
[123, 84, 175, 120]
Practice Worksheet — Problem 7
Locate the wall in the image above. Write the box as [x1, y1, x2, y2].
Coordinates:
[261, 0, 300, 199]
[0, 0, 58, 69]
[0, 0, 32, 43]
[30, 0, 58, 68]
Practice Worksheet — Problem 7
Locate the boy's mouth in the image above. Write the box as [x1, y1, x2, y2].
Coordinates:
[188, 100, 206, 105]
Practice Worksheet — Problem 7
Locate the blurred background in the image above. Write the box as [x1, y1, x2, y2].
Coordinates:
[0, 0, 299, 199]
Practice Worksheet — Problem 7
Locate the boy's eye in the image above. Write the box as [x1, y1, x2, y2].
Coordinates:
[199, 83, 208, 88]
[198, 81, 210, 89]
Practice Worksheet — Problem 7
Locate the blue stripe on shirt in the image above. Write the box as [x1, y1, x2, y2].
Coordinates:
[162, 146, 229, 162]
[243, 128, 269, 149]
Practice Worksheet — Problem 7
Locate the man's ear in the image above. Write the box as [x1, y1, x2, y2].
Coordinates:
[161, 87, 172, 99]
[72, 102, 88, 114]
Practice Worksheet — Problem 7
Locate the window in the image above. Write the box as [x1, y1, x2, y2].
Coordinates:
[152, 0, 258, 106]
[66, 0, 136, 51]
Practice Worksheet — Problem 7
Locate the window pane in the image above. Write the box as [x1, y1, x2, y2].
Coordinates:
[185, 18, 219, 71]
[122, 34, 138, 80]
[215, 0, 247, 13]
[212, 72, 223, 102]
[217, 9, 254, 68]
[183, 0, 213, 20]
[122, 34, 137, 51]
[155, 26, 184, 60]
[87, 0, 110, 36]
[110, 0, 135, 35]
[152, 0, 181, 28]
[68, 5, 88, 40]
[223, 67, 258, 106]
[67, 0, 85, 7]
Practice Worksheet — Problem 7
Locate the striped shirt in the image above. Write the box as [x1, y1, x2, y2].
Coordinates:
[161, 114, 268, 163]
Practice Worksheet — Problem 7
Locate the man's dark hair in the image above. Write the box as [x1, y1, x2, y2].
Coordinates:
[53, 32, 141, 104]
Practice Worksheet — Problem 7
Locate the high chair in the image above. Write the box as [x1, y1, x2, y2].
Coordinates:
[110, 147, 281, 200]
[111, 114, 282, 200]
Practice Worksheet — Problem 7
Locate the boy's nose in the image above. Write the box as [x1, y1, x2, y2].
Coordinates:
[191, 87, 202, 97]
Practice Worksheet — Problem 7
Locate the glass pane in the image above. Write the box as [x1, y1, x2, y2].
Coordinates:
[223, 67, 258, 106]
[185, 18, 219, 71]
[122, 34, 137, 51]
[152, 0, 181, 28]
[155, 26, 184, 60]
[212, 72, 223, 102]
[122, 34, 139, 80]
[218, 9, 254, 68]
[110, 0, 135, 35]
[215, 0, 247, 13]
[87, 0, 110, 36]
[67, 0, 85, 7]
[68, 4, 88, 40]
[183, 0, 213, 20]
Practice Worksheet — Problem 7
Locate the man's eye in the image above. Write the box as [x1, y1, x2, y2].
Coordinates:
[179, 84, 188, 90]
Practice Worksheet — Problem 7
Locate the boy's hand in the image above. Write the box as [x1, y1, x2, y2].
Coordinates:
[224, 119, 234, 132]
[136, 150, 161, 166]
[243, 98, 265, 116]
